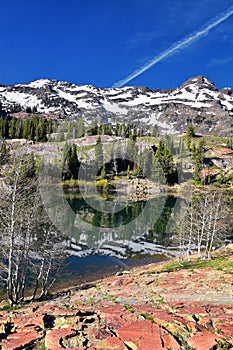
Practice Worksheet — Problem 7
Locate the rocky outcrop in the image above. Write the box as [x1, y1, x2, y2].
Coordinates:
[0, 75, 233, 135]
[1, 251, 233, 349]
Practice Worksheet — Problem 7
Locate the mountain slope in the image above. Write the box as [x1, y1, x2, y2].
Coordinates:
[0, 76, 233, 134]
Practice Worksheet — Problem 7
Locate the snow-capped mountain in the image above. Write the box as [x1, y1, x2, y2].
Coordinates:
[0, 76, 233, 134]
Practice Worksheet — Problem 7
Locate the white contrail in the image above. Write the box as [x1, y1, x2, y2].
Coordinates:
[112, 5, 233, 88]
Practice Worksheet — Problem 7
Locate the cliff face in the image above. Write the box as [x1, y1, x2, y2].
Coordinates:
[1, 246, 233, 349]
[0, 75, 233, 135]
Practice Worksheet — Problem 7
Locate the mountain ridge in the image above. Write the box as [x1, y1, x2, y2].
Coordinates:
[0, 75, 232, 135]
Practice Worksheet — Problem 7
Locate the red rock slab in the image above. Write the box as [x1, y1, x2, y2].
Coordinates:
[117, 320, 164, 350]
[187, 331, 219, 350]
[212, 314, 233, 325]
[98, 304, 127, 316]
[149, 309, 179, 323]
[203, 305, 224, 316]
[45, 327, 79, 350]
[88, 328, 112, 341]
[175, 305, 208, 317]
[133, 305, 184, 324]
[98, 306, 130, 330]
[95, 336, 128, 349]
[186, 320, 199, 334]
[171, 302, 185, 309]
[108, 277, 123, 287]
[42, 306, 77, 316]
[158, 273, 186, 286]
[11, 314, 44, 329]
[161, 331, 180, 350]
[38, 303, 80, 315]
[109, 277, 134, 288]
[157, 282, 180, 289]
[99, 305, 138, 326]
[217, 323, 233, 337]
[1, 328, 43, 350]
[197, 317, 215, 332]
[121, 277, 133, 285]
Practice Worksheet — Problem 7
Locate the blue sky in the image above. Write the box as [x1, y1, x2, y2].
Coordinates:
[1, 0, 233, 89]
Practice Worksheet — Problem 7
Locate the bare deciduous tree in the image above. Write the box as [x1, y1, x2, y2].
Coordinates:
[0, 155, 66, 305]
[175, 189, 231, 262]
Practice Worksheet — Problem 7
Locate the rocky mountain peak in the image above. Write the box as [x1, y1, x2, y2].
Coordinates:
[180, 75, 217, 91]
[0, 76, 232, 135]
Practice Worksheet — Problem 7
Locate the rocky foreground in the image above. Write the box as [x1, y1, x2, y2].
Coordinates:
[1, 247, 233, 350]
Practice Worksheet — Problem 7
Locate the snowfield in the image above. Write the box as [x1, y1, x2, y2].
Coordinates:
[0, 75, 232, 134]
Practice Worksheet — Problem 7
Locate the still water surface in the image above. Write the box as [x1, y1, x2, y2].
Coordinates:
[60, 192, 183, 285]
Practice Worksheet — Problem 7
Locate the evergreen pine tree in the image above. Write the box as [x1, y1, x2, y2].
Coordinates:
[0, 118, 3, 138]
[126, 134, 136, 168]
[87, 119, 98, 136]
[151, 141, 177, 185]
[9, 118, 16, 139]
[125, 123, 130, 138]
[15, 119, 23, 139]
[77, 118, 85, 137]
[0, 141, 8, 165]
[62, 145, 72, 180]
[95, 136, 104, 175]
[62, 144, 80, 180]
[38, 118, 48, 142]
[193, 140, 204, 182]
[22, 119, 30, 139]
[29, 120, 35, 141]
[70, 144, 79, 179]
[2, 118, 9, 138]
[185, 123, 195, 151]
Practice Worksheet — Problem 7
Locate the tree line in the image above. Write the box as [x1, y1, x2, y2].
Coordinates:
[0, 114, 156, 143]
[0, 115, 55, 142]
[62, 136, 178, 185]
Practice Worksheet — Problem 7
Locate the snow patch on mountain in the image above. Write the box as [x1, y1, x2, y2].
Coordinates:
[26, 79, 52, 89]
[0, 75, 232, 135]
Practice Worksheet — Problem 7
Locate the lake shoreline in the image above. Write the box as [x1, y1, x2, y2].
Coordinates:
[52, 254, 167, 294]
[1, 245, 233, 349]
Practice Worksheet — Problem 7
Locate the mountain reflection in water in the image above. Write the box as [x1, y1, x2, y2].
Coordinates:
[65, 194, 182, 259]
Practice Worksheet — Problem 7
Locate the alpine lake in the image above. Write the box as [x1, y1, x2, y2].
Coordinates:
[54, 183, 188, 289]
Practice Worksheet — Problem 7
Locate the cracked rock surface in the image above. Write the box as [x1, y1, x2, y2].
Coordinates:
[1, 250, 233, 349]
